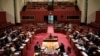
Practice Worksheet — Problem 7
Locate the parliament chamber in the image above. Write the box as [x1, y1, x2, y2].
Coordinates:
[0, 0, 100, 56]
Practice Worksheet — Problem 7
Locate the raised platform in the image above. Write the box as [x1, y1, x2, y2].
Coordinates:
[43, 38, 58, 42]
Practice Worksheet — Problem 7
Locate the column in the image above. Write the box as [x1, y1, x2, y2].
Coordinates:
[84, 0, 88, 24]
[13, 0, 17, 24]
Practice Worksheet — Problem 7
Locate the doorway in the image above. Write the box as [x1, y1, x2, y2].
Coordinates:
[44, 15, 48, 23]
[44, 15, 57, 24]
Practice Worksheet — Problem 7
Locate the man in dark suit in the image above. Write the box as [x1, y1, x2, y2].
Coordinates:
[34, 42, 41, 52]
[15, 41, 22, 51]
[59, 43, 65, 56]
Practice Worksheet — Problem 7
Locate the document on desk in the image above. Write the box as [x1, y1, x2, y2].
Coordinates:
[97, 50, 100, 52]
[81, 51, 88, 56]
[0, 48, 4, 51]
[69, 35, 73, 38]
[63, 52, 68, 56]
[24, 38, 29, 42]
[14, 51, 21, 55]
[75, 44, 81, 49]
[89, 42, 94, 45]
[83, 37, 89, 41]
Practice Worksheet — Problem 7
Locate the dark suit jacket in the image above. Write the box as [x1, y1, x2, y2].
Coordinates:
[34, 44, 41, 52]
[87, 46, 97, 56]
[59, 44, 65, 52]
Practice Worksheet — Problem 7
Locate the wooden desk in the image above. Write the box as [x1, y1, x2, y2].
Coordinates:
[54, 28, 66, 34]
[24, 38, 30, 49]
[0, 49, 4, 56]
[43, 38, 58, 42]
[13, 51, 21, 56]
[68, 35, 88, 56]
[96, 50, 100, 56]
[20, 44, 26, 56]
[35, 28, 47, 34]
[41, 42, 59, 55]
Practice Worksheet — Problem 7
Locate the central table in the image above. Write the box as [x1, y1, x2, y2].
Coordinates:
[41, 37, 59, 55]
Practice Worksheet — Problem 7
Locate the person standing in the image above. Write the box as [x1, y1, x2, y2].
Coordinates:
[59, 43, 65, 56]
[34, 42, 41, 52]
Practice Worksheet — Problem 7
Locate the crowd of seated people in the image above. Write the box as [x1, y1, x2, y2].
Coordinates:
[0, 25, 35, 56]
[54, 23, 75, 34]
[36, 23, 47, 29]
[1, 22, 100, 56]
[0, 23, 48, 56]
[54, 23, 65, 28]
[64, 23, 100, 56]
[54, 23, 100, 56]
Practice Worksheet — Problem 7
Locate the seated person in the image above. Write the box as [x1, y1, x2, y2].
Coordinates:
[6, 34, 12, 43]
[77, 37, 84, 46]
[67, 46, 71, 55]
[73, 31, 80, 39]
[9, 44, 17, 56]
[22, 34, 27, 40]
[95, 31, 100, 37]
[83, 42, 89, 50]
[34, 42, 41, 52]
[49, 33, 53, 39]
[4, 47, 11, 56]
[0, 32, 5, 38]
[86, 45, 97, 56]
[10, 44, 16, 53]
[15, 41, 22, 51]
[1, 40, 6, 47]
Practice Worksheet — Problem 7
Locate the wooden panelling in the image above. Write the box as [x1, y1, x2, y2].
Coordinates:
[96, 11, 100, 23]
[0, 11, 13, 33]
[89, 11, 100, 29]
[20, 2, 81, 24]
[0, 11, 6, 24]
[20, 10, 81, 24]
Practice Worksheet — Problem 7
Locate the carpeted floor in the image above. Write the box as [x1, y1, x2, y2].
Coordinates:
[47, 24, 54, 33]
[26, 25, 76, 56]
